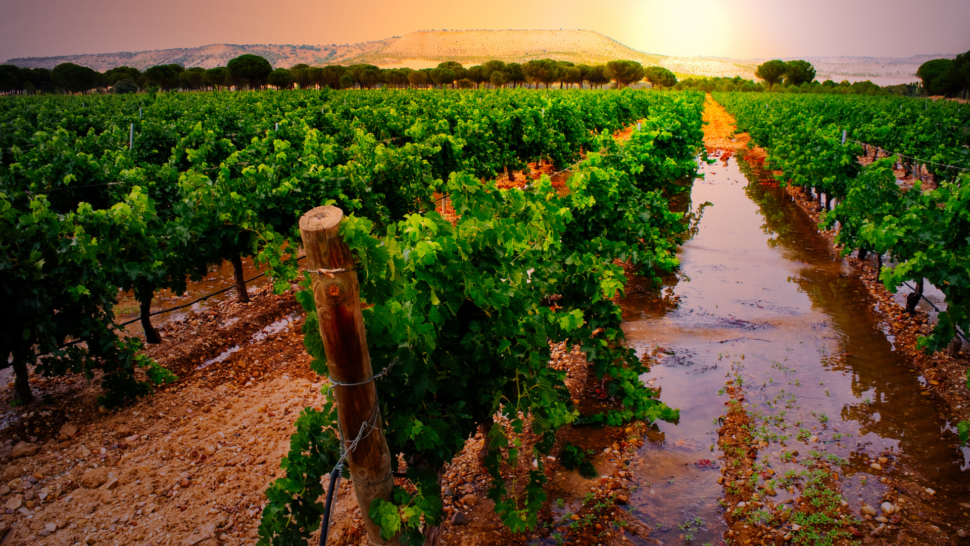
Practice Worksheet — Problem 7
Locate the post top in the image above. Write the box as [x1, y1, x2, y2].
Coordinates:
[299, 206, 344, 233]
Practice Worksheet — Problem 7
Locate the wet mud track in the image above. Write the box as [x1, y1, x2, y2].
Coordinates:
[619, 154, 970, 545]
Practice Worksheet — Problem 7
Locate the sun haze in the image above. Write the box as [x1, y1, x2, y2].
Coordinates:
[1, 0, 968, 62]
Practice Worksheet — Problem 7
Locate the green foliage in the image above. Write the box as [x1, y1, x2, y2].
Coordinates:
[51, 63, 100, 93]
[644, 66, 677, 89]
[917, 58, 955, 96]
[227, 54, 273, 89]
[560, 443, 598, 478]
[268, 68, 294, 90]
[1, 88, 703, 545]
[755, 60, 787, 89]
[605, 60, 645, 88]
[716, 92, 970, 354]
[784, 60, 816, 86]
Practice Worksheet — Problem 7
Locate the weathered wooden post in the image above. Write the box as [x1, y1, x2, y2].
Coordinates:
[298, 206, 396, 545]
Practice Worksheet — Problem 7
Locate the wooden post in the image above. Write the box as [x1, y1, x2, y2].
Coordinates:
[298, 206, 396, 546]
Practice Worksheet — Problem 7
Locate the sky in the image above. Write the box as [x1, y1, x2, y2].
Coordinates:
[1, 0, 968, 62]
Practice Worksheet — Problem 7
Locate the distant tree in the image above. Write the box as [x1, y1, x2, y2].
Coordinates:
[505, 63, 526, 88]
[755, 60, 787, 89]
[360, 68, 383, 89]
[429, 68, 456, 89]
[227, 54, 273, 90]
[522, 59, 559, 88]
[308, 67, 325, 89]
[408, 70, 431, 89]
[105, 66, 141, 86]
[437, 62, 466, 83]
[338, 74, 354, 89]
[585, 65, 609, 89]
[784, 60, 816, 86]
[291, 66, 312, 89]
[144, 65, 180, 90]
[559, 66, 582, 89]
[290, 63, 310, 70]
[456, 78, 476, 89]
[268, 68, 294, 89]
[113, 79, 138, 94]
[167, 64, 185, 75]
[346, 64, 378, 86]
[643, 66, 677, 89]
[948, 50, 970, 98]
[51, 63, 100, 93]
[481, 60, 506, 81]
[205, 67, 229, 91]
[489, 70, 506, 89]
[319, 65, 345, 89]
[24, 68, 54, 93]
[466, 66, 486, 88]
[383, 68, 408, 89]
[917, 58, 955, 96]
[605, 60, 644, 88]
[0, 65, 23, 92]
[180, 67, 206, 90]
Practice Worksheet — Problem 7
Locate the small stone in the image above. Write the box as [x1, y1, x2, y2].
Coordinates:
[861, 505, 877, 516]
[58, 424, 79, 440]
[0, 485, 8, 495]
[5, 498, 21, 510]
[877, 457, 888, 464]
[880, 502, 895, 514]
[460, 494, 478, 507]
[925, 488, 936, 495]
[929, 525, 941, 533]
[26, 476, 38, 484]
[870, 463, 882, 471]
[80, 446, 91, 458]
[181, 479, 191, 488]
[872, 524, 887, 537]
[737, 502, 746, 508]
[80, 468, 109, 489]
[450, 511, 465, 525]
[45, 523, 57, 532]
[570, 514, 580, 521]
[10, 442, 39, 459]
[616, 495, 628, 504]
[957, 529, 967, 538]
[125, 435, 139, 443]
[875, 516, 888, 523]
[791, 524, 802, 531]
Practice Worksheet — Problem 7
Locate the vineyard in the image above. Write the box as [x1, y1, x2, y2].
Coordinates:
[1, 88, 709, 544]
[714, 92, 970, 354]
[2, 84, 970, 546]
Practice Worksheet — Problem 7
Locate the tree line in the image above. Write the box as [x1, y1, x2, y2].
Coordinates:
[0, 54, 678, 95]
[916, 51, 970, 98]
[751, 55, 970, 98]
[677, 74, 921, 97]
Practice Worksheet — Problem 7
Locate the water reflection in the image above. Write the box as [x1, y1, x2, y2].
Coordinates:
[620, 154, 970, 544]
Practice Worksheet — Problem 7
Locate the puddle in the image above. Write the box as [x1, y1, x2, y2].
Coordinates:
[197, 345, 241, 370]
[251, 313, 301, 342]
[115, 256, 271, 337]
[617, 154, 970, 543]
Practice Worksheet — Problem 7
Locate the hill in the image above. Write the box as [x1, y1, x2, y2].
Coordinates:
[5, 30, 938, 83]
[5, 30, 685, 73]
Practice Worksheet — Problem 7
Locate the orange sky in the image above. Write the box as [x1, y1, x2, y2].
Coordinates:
[1, 0, 968, 62]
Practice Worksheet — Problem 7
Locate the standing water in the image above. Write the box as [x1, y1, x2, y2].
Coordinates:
[618, 153, 970, 544]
